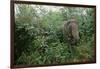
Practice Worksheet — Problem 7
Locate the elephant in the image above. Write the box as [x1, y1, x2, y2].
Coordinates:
[63, 18, 80, 45]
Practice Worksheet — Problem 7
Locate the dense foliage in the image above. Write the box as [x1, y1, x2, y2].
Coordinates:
[14, 4, 95, 65]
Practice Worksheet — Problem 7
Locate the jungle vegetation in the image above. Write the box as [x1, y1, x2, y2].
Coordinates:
[14, 4, 95, 65]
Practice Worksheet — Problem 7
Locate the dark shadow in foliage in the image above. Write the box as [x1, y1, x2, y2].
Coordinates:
[14, 24, 35, 64]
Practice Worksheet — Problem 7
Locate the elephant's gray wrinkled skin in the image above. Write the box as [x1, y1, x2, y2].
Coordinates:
[57, 18, 80, 46]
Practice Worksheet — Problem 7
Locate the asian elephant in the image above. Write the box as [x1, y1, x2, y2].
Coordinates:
[63, 18, 80, 45]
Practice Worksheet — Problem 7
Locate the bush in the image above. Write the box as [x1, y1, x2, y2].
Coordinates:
[14, 4, 95, 65]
